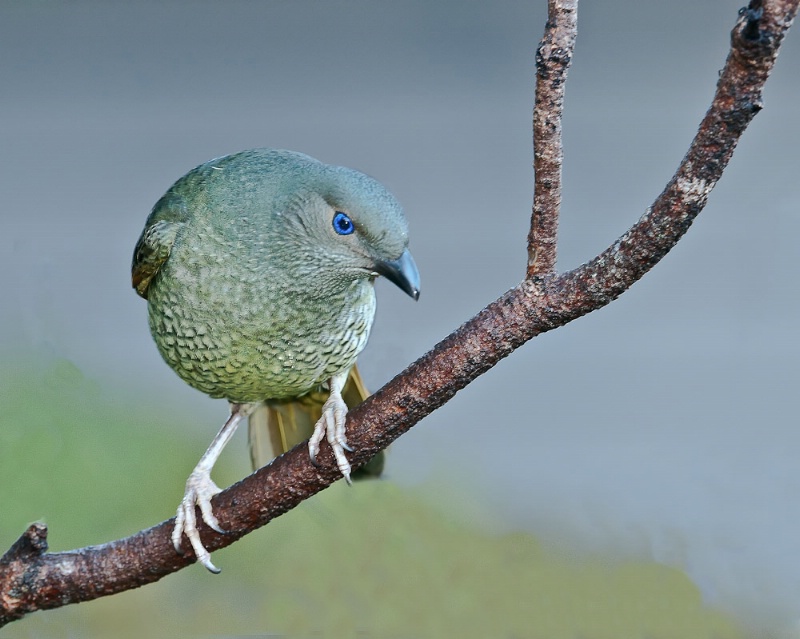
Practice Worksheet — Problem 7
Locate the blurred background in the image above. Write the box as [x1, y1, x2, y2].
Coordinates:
[1, 0, 798, 637]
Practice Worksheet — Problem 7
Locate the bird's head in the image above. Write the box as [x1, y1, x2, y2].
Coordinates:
[271, 152, 420, 300]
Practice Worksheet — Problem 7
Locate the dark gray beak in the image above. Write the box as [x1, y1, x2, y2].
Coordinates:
[375, 248, 420, 300]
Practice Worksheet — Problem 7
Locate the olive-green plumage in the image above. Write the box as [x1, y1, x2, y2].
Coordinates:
[133, 148, 418, 572]
[134, 149, 412, 403]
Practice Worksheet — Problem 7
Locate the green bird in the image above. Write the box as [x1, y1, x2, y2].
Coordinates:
[132, 149, 420, 572]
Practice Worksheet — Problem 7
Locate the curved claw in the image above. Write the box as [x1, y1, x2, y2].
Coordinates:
[189, 535, 221, 574]
[198, 495, 227, 535]
[308, 434, 321, 466]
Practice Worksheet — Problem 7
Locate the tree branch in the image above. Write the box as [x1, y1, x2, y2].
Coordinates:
[2, 0, 797, 627]
[528, 0, 577, 276]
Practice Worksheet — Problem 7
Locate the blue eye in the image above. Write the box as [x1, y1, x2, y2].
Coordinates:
[332, 211, 355, 235]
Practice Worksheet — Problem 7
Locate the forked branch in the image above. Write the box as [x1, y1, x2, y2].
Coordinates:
[1, 0, 797, 626]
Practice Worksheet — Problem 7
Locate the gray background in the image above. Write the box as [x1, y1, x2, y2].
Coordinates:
[1, 0, 798, 632]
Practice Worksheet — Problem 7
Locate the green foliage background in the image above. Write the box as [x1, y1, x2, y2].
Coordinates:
[1, 359, 742, 638]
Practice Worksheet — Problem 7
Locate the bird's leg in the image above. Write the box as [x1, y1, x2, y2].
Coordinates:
[308, 369, 353, 484]
[172, 401, 258, 573]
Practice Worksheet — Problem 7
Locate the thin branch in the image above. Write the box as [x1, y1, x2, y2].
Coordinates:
[1, 0, 797, 627]
[528, 0, 578, 276]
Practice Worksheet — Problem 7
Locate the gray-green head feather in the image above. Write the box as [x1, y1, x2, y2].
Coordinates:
[135, 149, 411, 296]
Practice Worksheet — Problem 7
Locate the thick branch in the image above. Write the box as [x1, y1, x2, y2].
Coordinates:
[528, 0, 578, 276]
[1, 0, 797, 627]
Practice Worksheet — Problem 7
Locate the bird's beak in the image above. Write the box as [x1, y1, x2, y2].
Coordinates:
[374, 248, 420, 300]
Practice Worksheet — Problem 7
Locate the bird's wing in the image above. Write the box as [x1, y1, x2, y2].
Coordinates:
[247, 364, 384, 478]
[131, 217, 183, 299]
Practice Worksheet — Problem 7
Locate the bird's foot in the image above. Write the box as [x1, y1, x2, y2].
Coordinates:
[308, 390, 353, 484]
[172, 469, 225, 573]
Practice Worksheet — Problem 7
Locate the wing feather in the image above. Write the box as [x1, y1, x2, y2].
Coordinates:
[132, 189, 191, 299]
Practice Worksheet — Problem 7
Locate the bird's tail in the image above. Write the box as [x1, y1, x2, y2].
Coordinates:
[247, 364, 385, 479]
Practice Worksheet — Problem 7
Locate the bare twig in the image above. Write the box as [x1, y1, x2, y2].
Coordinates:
[528, 0, 578, 276]
[1, 0, 797, 626]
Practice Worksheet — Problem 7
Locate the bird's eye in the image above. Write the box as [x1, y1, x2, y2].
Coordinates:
[332, 211, 355, 235]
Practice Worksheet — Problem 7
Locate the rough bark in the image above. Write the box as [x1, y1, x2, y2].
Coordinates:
[528, 0, 577, 276]
[1, 0, 797, 627]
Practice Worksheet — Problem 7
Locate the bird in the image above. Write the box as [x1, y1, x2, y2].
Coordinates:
[132, 148, 420, 572]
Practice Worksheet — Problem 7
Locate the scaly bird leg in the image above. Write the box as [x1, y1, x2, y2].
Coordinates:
[173, 402, 258, 573]
[308, 369, 353, 484]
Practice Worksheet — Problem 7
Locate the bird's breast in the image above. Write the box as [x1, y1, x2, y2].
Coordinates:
[146, 229, 377, 403]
